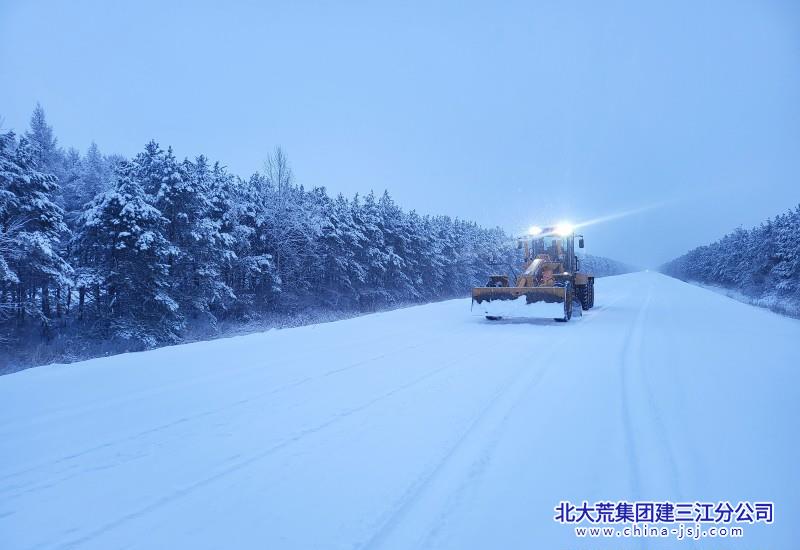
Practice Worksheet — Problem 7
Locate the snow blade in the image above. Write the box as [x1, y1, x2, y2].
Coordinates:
[471, 286, 567, 319]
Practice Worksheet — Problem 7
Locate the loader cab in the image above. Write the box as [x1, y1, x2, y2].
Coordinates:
[547, 236, 566, 262]
[531, 235, 568, 262]
[527, 228, 578, 273]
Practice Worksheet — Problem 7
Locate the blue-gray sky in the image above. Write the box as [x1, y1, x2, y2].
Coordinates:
[1, 0, 798, 266]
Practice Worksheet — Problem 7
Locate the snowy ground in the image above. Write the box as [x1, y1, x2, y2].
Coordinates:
[691, 280, 800, 319]
[1, 272, 798, 549]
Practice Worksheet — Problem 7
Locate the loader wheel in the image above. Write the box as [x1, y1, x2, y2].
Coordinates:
[485, 315, 502, 321]
[588, 278, 595, 308]
[577, 284, 590, 310]
[562, 299, 572, 322]
[572, 297, 584, 318]
[556, 287, 573, 322]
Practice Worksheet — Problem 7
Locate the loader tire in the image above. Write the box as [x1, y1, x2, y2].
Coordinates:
[577, 284, 590, 310]
[588, 278, 595, 308]
[572, 296, 584, 318]
[556, 286, 573, 322]
[562, 299, 573, 322]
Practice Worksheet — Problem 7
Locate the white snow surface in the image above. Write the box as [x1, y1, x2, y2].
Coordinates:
[1, 272, 798, 549]
[471, 292, 569, 319]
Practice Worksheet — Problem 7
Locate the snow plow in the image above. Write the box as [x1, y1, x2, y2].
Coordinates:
[472, 224, 594, 322]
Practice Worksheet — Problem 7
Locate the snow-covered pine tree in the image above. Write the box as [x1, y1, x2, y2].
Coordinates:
[313, 192, 365, 309]
[770, 207, 800, 300]
[58, 147, 83, 214]
[131, 140, 167, 197]
[401, 210, 432, 301]
[62, 142, 115, 215]
[166, 155, 235, 322]
[203, 161, 239, 317]
[220, 172, 280, 314]
[75, 161, 181, 346]
[25, 103, 63, 178]
[0, 132, 22, 319]
[378, 191, 418, 303]
[351, 191, 391, 308]
[0, 134, 72, 325]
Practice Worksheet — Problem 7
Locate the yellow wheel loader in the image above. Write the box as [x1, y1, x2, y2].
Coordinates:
[472, 225, 594, 322]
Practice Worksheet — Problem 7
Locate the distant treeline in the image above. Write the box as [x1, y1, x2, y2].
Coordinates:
[578, 253, 636, 278]
[1, 105, 523, 368]
[661, 206, 800, 316]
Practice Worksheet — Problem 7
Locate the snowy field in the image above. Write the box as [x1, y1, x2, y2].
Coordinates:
[1, 271, 798, 549]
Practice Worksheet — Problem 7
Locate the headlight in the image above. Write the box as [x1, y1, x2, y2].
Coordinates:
[555, 222, 573, 236]
[528, 225, 543, 236]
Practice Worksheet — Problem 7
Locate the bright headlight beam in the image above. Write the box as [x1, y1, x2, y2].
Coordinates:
[555, 222, 574, 236]
[528, 225, 543, 236]
[572, 200, 677, 231]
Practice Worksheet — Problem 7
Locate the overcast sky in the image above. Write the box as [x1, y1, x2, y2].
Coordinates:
[1, 0, 798, 266]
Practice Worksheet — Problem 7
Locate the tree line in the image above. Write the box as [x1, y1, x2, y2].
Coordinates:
[1, 105, 516, 363]
[661, 206, 800, 315]
[578, 253, 636, 278]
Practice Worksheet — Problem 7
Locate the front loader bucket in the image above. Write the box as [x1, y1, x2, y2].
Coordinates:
[471, 286, 568, 320]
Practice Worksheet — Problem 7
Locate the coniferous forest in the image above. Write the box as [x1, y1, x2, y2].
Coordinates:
[661, 207, 800, 317]
[1, 105, 525, 369]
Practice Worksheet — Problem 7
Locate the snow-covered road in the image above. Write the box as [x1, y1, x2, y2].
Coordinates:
[1, 272, 798, 549]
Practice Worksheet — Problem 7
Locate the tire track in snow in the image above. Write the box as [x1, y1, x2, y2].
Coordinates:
[633, 290, 702, 550]
[0, 324, 475, 491]
[637, 307, 683, 497]
[413, 299, 630, 550]
[49, 339, 488, 550]
[619, 286, 684, 494]
[619, 282, 700, 550]
[619, 287, 651, 500]
[356, 300, 622, 550]
[0, 316, 467, 436]
[617, 286, 657, 550]
[354, 353, 558, 550]
[654, 294, 708, 494]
